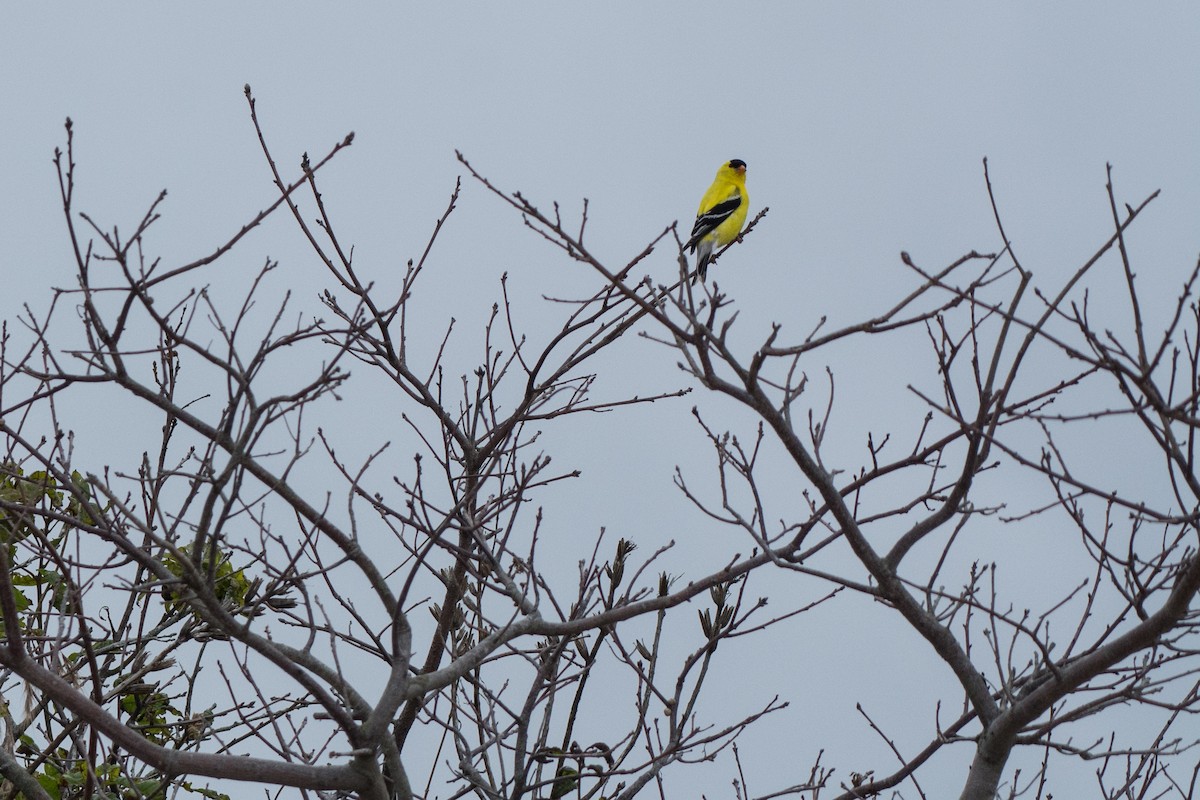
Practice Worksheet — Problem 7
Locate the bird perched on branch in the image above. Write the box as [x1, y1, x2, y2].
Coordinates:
[685, 159, 749, 282]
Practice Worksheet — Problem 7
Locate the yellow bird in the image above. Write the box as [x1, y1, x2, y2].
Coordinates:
[685, 159, 749, 281]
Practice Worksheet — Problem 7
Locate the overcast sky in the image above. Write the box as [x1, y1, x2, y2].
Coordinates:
[4, 4, 1200, 798]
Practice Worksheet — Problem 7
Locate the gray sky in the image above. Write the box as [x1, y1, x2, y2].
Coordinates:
[4, 4, 1200, 798]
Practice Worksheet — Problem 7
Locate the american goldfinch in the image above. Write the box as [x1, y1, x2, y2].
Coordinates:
[685, 159, 748, 282]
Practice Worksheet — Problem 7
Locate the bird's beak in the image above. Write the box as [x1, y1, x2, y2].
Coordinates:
[736, 164, 746, 175]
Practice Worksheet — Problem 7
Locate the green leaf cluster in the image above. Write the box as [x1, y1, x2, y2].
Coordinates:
[0, 465, 97, 637]
[161, 542, 253, 616]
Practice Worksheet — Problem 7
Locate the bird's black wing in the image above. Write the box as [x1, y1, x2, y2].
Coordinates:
[685, 192, 742, 251]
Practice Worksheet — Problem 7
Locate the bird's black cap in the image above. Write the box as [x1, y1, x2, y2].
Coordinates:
[729, 159, 747, 171]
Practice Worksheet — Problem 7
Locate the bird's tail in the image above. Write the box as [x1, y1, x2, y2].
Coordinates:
[694, 241, 714, 283]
